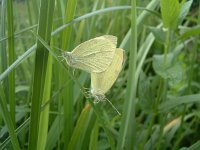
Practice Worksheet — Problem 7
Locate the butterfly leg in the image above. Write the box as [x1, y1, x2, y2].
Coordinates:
[93, 96, 100, 103]
[83, 89, 93, 99]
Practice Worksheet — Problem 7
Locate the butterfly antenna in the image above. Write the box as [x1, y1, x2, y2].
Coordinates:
[83, 87, 91, 93]
[84, 90, 92, 97]
[104, 97, 121, 116]
[57, 56, 65, 62]
[53, 46, 65, 52]
[52, 47, 66, 62]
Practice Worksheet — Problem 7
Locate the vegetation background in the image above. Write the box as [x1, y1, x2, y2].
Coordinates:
[0, 0, 200, 149]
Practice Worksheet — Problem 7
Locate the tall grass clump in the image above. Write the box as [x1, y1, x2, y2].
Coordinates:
[0, 0, 200, 149]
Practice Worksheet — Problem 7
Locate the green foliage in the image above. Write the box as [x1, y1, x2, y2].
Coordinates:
[0, 0, 200, 150]
[160, 0, 185, 29]
[28, 1, 55, 150]
[180, 140, 200, 150]
[179, 0, 193, 24]
[153, 53, 184, 86]
[149, 26, 166, 43]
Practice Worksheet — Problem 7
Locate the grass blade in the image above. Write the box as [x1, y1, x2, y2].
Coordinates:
[28, 0, 55, 149]
[61, 0, 77, 148]
[0, 0, 7, 73]
[68, 104, 93, 150]
[117, 0, 160, 149]
[0, 84, 20, 150]
[117, 0, 137, 149]
[6, 0, 15, 125]
[0, 45, 36, 82]
[37, 54, 52, 150]
[89, 120, 99, 150]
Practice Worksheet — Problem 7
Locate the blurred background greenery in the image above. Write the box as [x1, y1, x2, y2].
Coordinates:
[0, 0, 200, 150]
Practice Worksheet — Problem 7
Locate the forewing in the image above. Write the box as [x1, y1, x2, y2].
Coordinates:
[91, 48, 125, 94]
[101, 35, 117, 46]
[70, 37, 116, 73]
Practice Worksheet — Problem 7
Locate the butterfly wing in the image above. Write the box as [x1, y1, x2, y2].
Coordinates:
[91, 48, 125, 95]
[101, 35, 117, 46]
[70, 35, 117, 73]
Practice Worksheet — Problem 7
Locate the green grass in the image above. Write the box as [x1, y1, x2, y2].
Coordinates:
[0, 0, 200, 150]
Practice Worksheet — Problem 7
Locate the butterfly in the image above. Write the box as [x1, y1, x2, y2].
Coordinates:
[62, 35, 117, 73]
[90, 48, 125, 115]
[90, 48, 125, 101]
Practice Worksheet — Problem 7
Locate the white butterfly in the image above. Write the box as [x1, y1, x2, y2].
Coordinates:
[62, 35, 117, 73]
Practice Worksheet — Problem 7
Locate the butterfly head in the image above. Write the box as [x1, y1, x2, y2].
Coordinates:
[62, 52, 74, 66]
[90, 89, 105, 103]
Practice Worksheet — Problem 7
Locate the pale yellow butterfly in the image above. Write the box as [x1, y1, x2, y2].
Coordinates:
[62, 35, 117, 73]
[90, 48, 125, 115]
